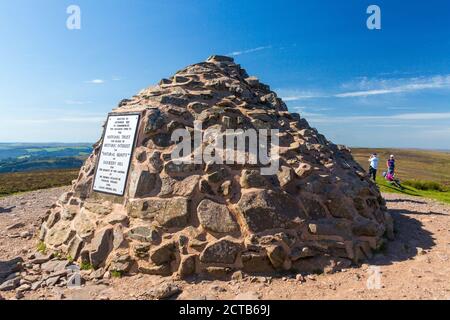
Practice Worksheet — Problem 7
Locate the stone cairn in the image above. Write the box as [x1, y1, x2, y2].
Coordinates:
[39, 55, 394, 278]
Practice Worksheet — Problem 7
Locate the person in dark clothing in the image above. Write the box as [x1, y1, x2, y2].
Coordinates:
[387, 154, 395, 174]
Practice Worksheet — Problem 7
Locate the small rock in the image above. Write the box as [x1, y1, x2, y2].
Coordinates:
[295, 274, 305, 282]
[7, 233, 20, 238]
[24, 263, 33, 269]
[90, 268, 105, 280]
[23, 275, 39, 282]
[127, 226, 159, 243]
[45, 276, 61, 287]
[17, 283, 31, 292]
[231, 270, 244, 281]
[150, 242, 176, 265]
[250, 276, 268, 284]
[239, 169, 269, 189]
[109, 253, 132, 273]
[416, 247, 426, 255]
[84, 202, 112, 215]
[204, 267, 232, 278]
[6, 222, 25, 230]
[20, 231, 32, 238]
[41, 260, 69, 274]
[147, 283, 182, 300]
[31, 280, 43, 291]
[139, 262, 172, 276]
[30, 252, 54, 264]
[0, 277, 20, 291]
[178, 255, 196, 278]
[15, 291, 24, 299]
[266, 244, 287, 269]
[0, 257, 23, 281]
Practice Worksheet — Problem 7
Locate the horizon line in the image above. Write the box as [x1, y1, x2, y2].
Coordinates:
[0, 142, 448, 152]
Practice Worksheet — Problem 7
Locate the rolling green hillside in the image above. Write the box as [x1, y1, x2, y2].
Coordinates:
[352, 148, 450, 204]
[352, 148, 450, 186]
[0, 143, 92, 173]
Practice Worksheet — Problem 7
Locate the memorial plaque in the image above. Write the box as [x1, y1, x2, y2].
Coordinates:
[93, 113, 140, 196]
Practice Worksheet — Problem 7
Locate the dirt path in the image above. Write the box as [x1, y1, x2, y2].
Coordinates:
[1, 188, 450, 300]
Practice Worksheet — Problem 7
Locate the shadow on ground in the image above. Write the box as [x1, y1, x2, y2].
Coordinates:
[368, 207, 436, 267]
[385, 198, 427, 205]
[0, 206, 15, 214]
[382, 184, 421, 197]
[0, 257, 23, 282]
[180, 205, 439, 286]
[389, 208, 447, 216]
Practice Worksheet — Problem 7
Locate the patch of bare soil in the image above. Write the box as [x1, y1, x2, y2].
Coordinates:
[1, 188, 449, 300]
[0, 187, 69, 260]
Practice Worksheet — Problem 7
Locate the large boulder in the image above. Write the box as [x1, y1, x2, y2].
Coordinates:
[236, 189, 304, 232]
[128, 197, 190, 228]
[199, 238, 242, 265]
[87, 227, 114, 268]
[197, 199, 238, 233]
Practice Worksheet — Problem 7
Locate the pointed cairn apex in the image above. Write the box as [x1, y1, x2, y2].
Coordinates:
[207, 55, 235, 63]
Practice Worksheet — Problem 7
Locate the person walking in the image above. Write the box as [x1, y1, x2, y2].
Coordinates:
[368, 153, 379, 181]
[387, 154, 395, 174]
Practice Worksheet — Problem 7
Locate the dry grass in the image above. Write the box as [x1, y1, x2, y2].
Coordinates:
[352, 148, 450, 186]
[352, 148, 450, 204]
[0, 169, 79, 197]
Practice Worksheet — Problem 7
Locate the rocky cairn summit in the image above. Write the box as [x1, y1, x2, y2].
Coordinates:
[39, 55, 393, 278]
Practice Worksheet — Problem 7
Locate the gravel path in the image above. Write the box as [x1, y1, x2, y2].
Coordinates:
[0, 187, 69, 260]
[1, 188, 450, 300]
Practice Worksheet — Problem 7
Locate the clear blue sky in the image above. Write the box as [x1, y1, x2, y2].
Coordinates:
[0, 0, 449, 149]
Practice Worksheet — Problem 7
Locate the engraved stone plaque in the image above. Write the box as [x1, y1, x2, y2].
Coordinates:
[93, 113, 140, 196]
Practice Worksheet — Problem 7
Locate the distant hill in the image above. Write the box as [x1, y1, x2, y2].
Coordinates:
[0, 169, 79, 196]
[1, 144, 450, 201]
[0, 143, 93, 173]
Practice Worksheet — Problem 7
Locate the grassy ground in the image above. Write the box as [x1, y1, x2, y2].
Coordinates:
[352, 148, 450, 186]
[353, 148, 450, 204]
[0, 169, 79, 197]
[375, 176, 450, 204]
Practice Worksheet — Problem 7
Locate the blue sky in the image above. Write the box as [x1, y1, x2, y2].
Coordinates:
[0, 0, 449, 148]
